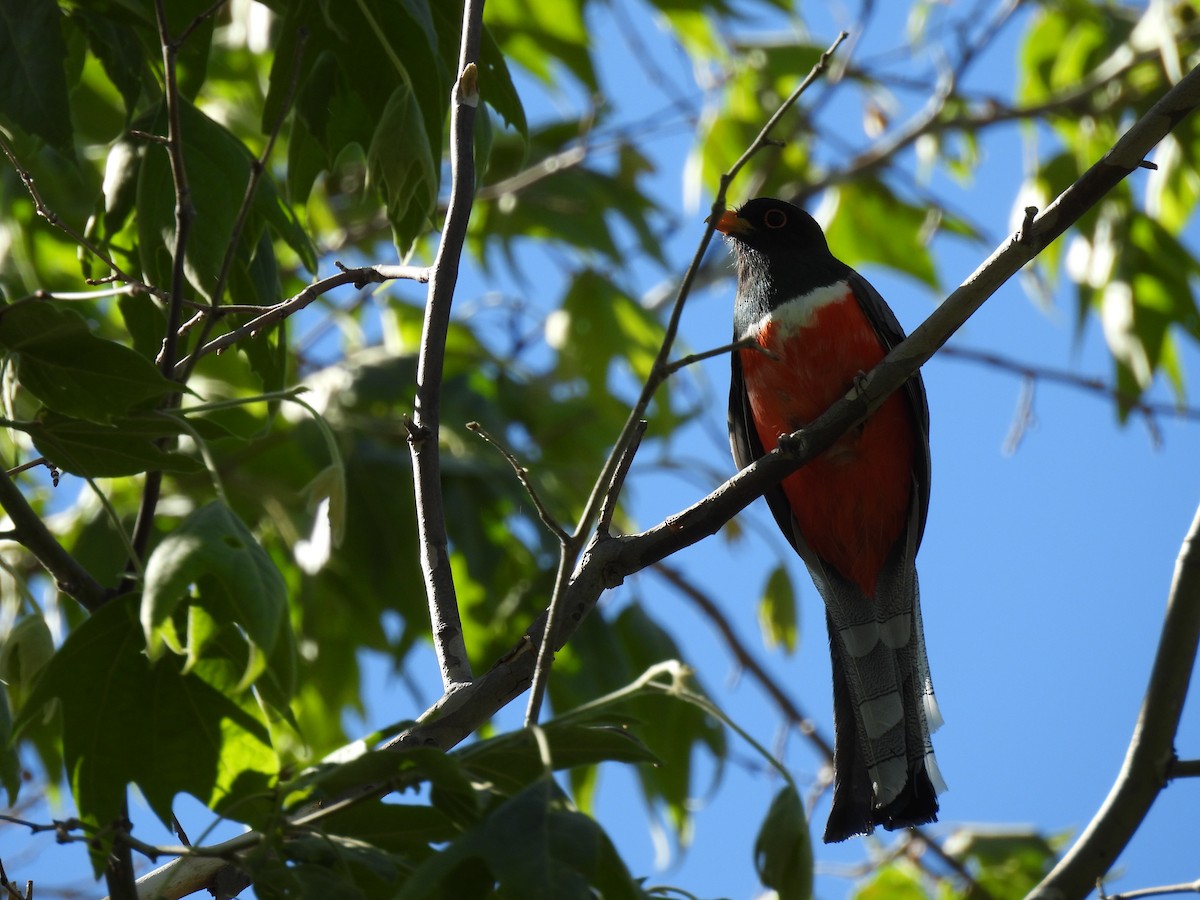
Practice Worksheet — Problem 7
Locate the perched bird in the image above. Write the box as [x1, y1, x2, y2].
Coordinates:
[713, 197, 945, 843]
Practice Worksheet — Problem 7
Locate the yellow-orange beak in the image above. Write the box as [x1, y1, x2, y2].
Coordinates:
[707, 209, 751, 236]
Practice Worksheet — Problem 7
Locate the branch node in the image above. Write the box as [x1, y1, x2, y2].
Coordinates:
[1018, 205, 1039, 244]
[403, 414, 430, 450]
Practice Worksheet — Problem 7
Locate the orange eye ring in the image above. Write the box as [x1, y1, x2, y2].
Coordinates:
[763, 208, 788, 229]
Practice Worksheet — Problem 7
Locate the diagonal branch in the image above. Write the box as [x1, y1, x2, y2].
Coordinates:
[1027, 499, 1200, 898]
[0, 467, 108, 612]
[171, 263, 429, 375]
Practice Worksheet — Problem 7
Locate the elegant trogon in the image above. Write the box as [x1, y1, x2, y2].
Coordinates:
[713, 197, 946, 843]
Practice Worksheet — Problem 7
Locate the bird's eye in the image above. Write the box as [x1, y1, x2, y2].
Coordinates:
[763, 208, 788, 229]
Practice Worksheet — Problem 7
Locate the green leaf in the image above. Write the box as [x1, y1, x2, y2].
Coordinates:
[754, 785, 812, 900]
[137, 100, 315, 303]
[758, 564, 798, 654]
[553, 608, 727, 839]
[852, 861, 928, 900]
[472, 139, 663, 266]
[320, 802, 458, 854]
[456, 723, 659, 794]
[14, 596, 277, 863]
[72, 9, 150, 121]
[142, 501, 288, 692]
[0, 615, 55, 709]
[484, 0, 598, 90]
[549, 271, 667, 395]
[0, 0, 73, 151]
[0, 303, 181, 423]
[824, 180, 939, 289]
[946, 826, 1055, 896]
[24, 410, 202, 478]
[478, 23, 528, 137]
[0, 691, 19, 804]
[367, 84, 439, 255]
[399, 778, 646, 900]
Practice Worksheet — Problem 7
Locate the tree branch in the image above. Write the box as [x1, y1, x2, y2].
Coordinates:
[652, 562, 834, 763]
[170, 263, 429, 375]
[407, 1, 485, 691]
[0, 467, 108, 612]
[1027, 498, 1200, 899]
[0, 134, 162, 298]
[939, 345, 1200, 424]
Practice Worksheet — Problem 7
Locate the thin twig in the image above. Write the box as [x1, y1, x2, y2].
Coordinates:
[524, 417, 647, 724]
[523, 549, 574, 726]
[171, 264, 429, 375]
[653, 561, 833, 762]
[1100, 879, 1200, 900]
[0, 133, 157, 295]
[1168, 758, 1200, 778]
[466, 422, 569, 544]
[175, 0, 227, 46]
[176, 24, 310, 383]
[940, 345, 1200, 423]
[408, 1, 486, 690]
[597, 419, 647, 536]
[122, 0, 198, 602]
[662, 336, 767, 378]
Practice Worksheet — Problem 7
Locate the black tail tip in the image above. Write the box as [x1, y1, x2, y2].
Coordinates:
[822, 767, 940, 844]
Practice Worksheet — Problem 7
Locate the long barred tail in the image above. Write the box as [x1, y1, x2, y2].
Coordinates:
[817, 553, 946, 843]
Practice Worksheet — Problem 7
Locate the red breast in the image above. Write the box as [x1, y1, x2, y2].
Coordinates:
[737, 281, 917, 596]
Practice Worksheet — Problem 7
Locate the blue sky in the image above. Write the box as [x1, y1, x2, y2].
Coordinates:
[5, 2, 1199, 898]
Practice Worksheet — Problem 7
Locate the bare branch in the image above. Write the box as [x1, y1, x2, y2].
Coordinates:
[0, 468, 107, 611]
[408, 1, 486, 690]
[1169, 758, 1200, 779]
[1100, 878, 1200, 899]
[171, 264, 429, 375]
[466, 422, 569, 544]
[1028, 499, 1200, 898]
[597, 419, 646, 536]
[940, 345, 1200, 424]
[0, 134, 160, 297]
[662, 336, 764, 378]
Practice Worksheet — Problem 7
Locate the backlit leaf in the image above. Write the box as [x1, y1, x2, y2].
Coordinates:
[142, 501, 288, 692]
[14, 596, 276, 865]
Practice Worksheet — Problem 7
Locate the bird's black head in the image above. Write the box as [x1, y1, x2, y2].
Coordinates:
[711, 197, 847, 320]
